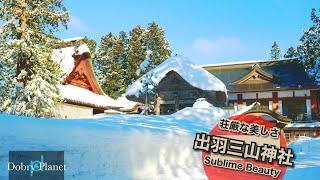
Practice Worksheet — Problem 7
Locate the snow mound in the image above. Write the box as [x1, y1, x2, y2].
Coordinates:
[193, 98, 214, 109]
[58, 85, 119, 108]
[174, 100, 227, 127]
[125, 55, 227, 97]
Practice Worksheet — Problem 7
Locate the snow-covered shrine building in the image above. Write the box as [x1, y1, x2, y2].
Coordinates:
[125, 55, 227, 115]
[202, 58, 320, 142]
[52, 38, 121, 118]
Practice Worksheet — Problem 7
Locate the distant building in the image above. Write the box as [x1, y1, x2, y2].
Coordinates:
[203, 58, 320, 143]
[125, 55, 227, 115]
[202, 58, 319, 121]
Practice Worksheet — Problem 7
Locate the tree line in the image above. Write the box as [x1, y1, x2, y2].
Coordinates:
[0, 0, 319, 117]
[93, 22, 171, 98]
[269, 9, 320, 83]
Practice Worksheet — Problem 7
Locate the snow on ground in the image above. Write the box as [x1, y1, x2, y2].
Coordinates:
[0, 105, 225, 179]
[1, 103, 320, 179]
[286, 122, 320, 128]
[283, 137, 320, 179]
[58, 84, 119, 108]
[125, 55, 227, 97]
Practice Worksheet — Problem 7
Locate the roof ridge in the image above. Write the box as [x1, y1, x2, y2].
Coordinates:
[200, 58, 298, 67]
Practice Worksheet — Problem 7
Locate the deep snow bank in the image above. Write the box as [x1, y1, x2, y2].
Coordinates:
[0, 105, 226, 179]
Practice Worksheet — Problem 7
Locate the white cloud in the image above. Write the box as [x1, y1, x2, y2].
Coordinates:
[68, 15, 88, 31]
[192, 37, 245, 57]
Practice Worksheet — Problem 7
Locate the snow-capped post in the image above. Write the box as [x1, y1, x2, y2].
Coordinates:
[139, 71, 157, 115]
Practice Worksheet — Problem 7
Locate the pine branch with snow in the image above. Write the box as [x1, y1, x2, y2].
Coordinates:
[0, 0, 69, 117]
[297, 8, 320, 84]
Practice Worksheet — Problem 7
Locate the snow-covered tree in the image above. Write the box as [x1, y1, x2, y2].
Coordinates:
[270, 41, 281, 60]
[284, 46, 298, 58]
[145, 22, 171, 72]
[94, 22, 171, 97]
[0, 0, 69, 117]
[297, 8, 320, 84]
[127, 25, 148, 84]
[94, 32, 128, 98]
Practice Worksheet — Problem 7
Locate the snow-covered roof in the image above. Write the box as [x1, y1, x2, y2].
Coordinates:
[285, 122, 320, 128]
[125, 55, 227, 97]
[58, 85, 120, 109]
[63, 37, 85, 42]
[52, 43, 91, 74]
[52, 46, 75, 74]
[115, 95, 143, 111]
[200, 58, 297, 68]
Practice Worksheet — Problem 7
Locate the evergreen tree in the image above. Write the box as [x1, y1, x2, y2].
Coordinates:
[284, 46, 298, 58]
[145, 22, 171, 72]
[94, 32, 128, 98]
[270, 41, 281, 60]
[127, 25, 148, 84]
[297, 8, 320, 83]
[94, 22, 172, 97]
[0, 0, 69, 117]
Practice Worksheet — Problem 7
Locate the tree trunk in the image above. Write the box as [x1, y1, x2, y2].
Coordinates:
[17, 0, 29, 86]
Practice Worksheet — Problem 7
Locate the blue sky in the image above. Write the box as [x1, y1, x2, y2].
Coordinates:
[59, 0, 318, 65]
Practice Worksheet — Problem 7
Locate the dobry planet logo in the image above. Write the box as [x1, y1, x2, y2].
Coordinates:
[8, 151, 65, 180]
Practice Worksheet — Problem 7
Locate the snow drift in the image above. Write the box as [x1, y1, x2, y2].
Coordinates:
[0, 104, 226, 179]
[283, 137, 320, 179]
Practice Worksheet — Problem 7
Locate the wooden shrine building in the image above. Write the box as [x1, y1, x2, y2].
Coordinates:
[202, 58, 320, 121]
[125, 55, 227, 115]
[202, 58, 320, 142]
[53, 42, 121, 118]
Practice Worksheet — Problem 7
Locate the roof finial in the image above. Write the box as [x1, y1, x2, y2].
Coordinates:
[252, 63, 261, 69]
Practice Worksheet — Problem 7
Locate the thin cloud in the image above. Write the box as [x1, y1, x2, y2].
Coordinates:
[192, 37, 245, 57]
[68, 15, 88, 31]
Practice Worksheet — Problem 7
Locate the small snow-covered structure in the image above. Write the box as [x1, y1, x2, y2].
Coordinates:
[52, 39, 121, 118]
[125, 55, 227, 115]
[115, 95, 145, 114]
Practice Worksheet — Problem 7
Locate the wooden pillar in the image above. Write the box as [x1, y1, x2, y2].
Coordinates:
[272, 92, 279, 113]
[154, 97, 161, 115]
[310, 90, 318, 119]
[237, 94, 243, 110]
